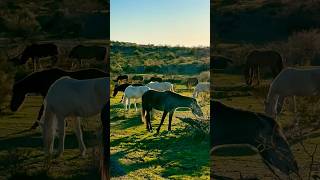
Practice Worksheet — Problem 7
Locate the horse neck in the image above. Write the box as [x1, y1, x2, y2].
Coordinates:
[171, 95, 192, 108]
[16, 77, 36, 94]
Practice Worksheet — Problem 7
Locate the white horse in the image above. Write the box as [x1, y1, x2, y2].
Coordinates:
[193, 82, 210, 98]
[146, 81, 174, 91]
[265, 67, 320, 118]
[123, 85, 150, 111]
[39, 76, 109, 157]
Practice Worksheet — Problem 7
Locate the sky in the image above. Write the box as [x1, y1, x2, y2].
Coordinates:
[111, 0, 210, 47]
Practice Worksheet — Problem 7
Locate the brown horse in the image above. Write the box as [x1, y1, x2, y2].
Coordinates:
[185, 77, 198, 90]
[244, 50, 284, 86]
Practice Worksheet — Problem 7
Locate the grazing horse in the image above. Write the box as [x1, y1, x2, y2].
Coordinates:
[244, 50, 284, 86]
[113, 75, 128, 85]
[123, 86, 150, 111]
[141, 90, 203, 133]
[100, 102, 109, 180]
[185, 77, 198, 90]
[112, 83, 144, 97]
[10, 68, 108, 129]
[39, 77, 109, 157]
[69, 45, 106, 67]
[265, 67, 320, 119]
[10, 43, 58, 71]
[149, 77, 162, 82]
[146, 81, 174, 92]
[132, 75, 144, 82]
[211, 100, 299, 177]
[211, 55, 233, 69]
[193, 82, 210, 98]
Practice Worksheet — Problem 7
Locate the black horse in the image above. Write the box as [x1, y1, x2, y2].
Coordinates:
[10, 68, 108, 129]
[112, 83, 144, 97]
[100, 102, 109, 179]
[10, 43, 58, 71]
[113, 75, 128, 84]
[141, 90, 203, 133]
[132, 75, 144, 82]
[211, 100, 298, 177]
[244, 50, 284, 86]
[185, 77, 198, 90]
[69, 45, 107, 67]
[211, 55, 233, 70]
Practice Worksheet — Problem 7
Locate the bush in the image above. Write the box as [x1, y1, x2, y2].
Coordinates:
[0, 53, 14, 109]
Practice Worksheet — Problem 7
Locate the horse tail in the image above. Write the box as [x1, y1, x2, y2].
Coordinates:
[40, 101, 56, 155]
[141, 105, 146, 123]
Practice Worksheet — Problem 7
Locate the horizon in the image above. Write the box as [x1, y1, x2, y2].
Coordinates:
[111, 40, 209, 48]
[111, 0, 210, 47]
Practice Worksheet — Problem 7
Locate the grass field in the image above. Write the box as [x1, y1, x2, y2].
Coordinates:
[110, 82, 210, 179]
[212, 72, 320, 179]
[0, 96, 102, 179]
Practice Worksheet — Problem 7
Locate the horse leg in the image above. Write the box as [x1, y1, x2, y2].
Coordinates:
[123, 97, 127, 111]
[292, 96, 297, 113]
[276, 96, 285, 114]
[157, 111, 168, 134]
[134, 99, 137, 112]
[73, 117, 86, 156]
[57, 115, 66, 157]
[168, 110, 174, 131]
[127, 98, 131, 111]
[248, 67, 253, 86]
[256, 66, 260, 85]
[146, 110, 152, 131]
[43, 112, 55, 156]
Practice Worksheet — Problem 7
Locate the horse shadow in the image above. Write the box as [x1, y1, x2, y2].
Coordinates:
[110, 126, 210, 178]
[0, 130, 98, 151]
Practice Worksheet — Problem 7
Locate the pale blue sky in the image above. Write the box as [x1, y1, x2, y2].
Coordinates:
[111, 0, 210, 47]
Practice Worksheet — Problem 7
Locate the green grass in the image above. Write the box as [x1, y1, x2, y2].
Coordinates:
[0, 96, 102, 179]
[212, 72, 320, 179]
[110, 84, 210, 179]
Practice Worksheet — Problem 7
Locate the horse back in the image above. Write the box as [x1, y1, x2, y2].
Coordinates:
[24, 43, 58, 57]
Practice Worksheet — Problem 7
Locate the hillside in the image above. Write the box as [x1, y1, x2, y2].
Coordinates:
[0, 0, 109, 39]
[211, 0, 320, 44]
[110, 41, 210, 75]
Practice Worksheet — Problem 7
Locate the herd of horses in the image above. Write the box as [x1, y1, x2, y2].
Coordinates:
[7, 43, 108, 71]
[212, 49, 320, 178]
[112, 75, 209, 133]
[8, 46, 318, 178]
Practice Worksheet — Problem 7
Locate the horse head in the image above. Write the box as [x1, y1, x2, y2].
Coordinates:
[10, 84, 26, 112]
[190, 99, 203, 117]
[256, 120, 298, 176]
[112, 84, 119, 97]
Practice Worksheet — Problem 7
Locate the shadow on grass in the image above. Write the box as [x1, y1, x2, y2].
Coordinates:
[110, 127, 209, 178]
[0, 131, 98, 151]
[213, 146, 257, 157]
